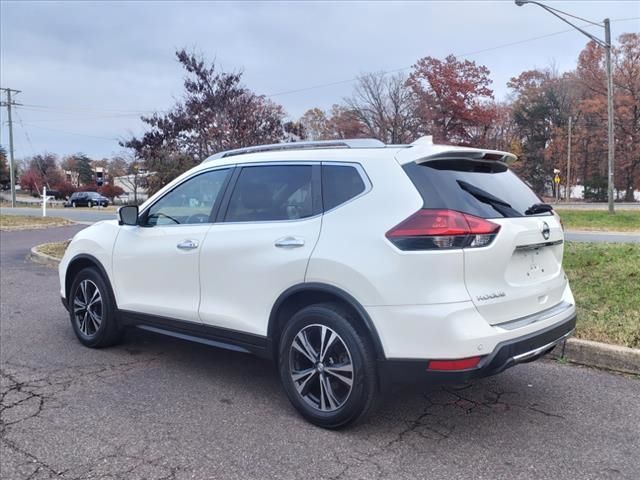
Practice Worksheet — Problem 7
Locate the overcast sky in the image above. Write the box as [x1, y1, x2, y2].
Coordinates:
[1, 0, 638, 160]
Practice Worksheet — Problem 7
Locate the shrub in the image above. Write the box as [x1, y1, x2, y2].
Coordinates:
[98, 184, 125, 201]
[52, 181, 77, 199]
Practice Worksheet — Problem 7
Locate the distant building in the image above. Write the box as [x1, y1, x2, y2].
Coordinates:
[64, 170, 80, 185]
[112, 172, 151, 204]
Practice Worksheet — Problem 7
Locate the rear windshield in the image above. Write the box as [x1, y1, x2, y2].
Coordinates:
[403, 159, 548, 218]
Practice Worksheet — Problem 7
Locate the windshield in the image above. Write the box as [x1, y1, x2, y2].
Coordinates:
[403, 159, 548, 219]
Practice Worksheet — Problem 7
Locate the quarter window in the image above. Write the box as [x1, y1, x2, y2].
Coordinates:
[322, 165, 366, 211]
[225, 165, 313, 222]
[144, 169, 229, 226]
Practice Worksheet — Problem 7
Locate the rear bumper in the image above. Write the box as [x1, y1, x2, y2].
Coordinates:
[379, 313, 576, 385]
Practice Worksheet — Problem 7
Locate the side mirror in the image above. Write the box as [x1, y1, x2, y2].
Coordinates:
[118, 205, 139, 226]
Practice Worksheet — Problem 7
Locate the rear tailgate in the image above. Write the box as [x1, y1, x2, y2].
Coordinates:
[464, 215, 568, 325]
[401, 150, 569, 326]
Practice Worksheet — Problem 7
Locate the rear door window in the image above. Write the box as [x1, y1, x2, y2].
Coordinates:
[403, 159, 547, 218]
[322, 164, 366, 211]
[225, 165, 314, 222]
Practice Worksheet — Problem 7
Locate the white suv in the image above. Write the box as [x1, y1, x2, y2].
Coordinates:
[59, 136, 576, 428]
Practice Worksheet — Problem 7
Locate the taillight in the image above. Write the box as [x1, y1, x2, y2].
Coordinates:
[386, 209, 500, 251]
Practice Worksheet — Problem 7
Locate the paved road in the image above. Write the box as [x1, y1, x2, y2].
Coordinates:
[1, 227, 639, 480]
[555, 202, 639, 210]
[2, 207, 639, 243]
[565, 230, 640, 243]
[1, 206, 117, 224]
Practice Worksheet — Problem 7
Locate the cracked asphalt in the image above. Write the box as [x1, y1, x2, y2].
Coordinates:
[1, 227, 639, 480]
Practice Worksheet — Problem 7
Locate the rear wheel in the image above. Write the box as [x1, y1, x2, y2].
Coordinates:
[278, 303, 378, 429]
[69, 267, 122, 348]
[71, 201, 76, 208]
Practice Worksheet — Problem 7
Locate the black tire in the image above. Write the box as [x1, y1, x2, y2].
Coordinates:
[278, 303, 378, 429]
[68, 267, 122, 348]
[88, 201, 93, 208]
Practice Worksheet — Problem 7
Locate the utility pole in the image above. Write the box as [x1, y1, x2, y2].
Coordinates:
[566, 116, 572, 202]
[1, 87, 21, 208]
[604, 18, 615, 213]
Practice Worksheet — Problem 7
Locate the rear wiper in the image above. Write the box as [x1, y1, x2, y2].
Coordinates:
[525, 203, 553, 215]
[457, 180, 512, 208]
[457, 180, 520, 217]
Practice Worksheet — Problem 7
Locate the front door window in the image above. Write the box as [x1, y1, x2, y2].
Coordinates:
[144, 169, 230, 226]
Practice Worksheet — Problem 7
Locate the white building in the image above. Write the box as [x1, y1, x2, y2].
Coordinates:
[113, 173, 151, 204]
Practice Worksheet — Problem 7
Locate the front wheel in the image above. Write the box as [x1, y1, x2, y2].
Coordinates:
[87, 201, 93, 208]
[69, 267, 122, 348]
[278, 304, 378, 429]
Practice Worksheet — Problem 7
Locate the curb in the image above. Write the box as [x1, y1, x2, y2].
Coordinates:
[28, 244, 62, 267]
[550, 338, 640, 375]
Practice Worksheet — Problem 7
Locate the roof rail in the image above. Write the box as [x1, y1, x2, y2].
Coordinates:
[203, 138, 386, 162]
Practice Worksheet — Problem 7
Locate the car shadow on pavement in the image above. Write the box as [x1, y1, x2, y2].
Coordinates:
[117, 326, 569, 434]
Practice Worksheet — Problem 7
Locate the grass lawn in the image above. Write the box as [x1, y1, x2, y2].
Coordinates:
[35, 241, 70, 260]
[564, 242, 640, 348]
[0, 215, 74, 231]
[555, 209, 640, 232]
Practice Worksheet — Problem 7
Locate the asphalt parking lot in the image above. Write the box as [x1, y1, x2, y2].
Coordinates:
[1, 226, 639, 480]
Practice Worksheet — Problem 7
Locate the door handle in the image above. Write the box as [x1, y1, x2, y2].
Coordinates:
[177, 239, 199, 250]
[275, 236, 305, 248]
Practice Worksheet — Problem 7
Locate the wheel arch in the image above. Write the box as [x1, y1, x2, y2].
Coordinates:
[268, 283, 386, 360]
[65, 254, 114, 304]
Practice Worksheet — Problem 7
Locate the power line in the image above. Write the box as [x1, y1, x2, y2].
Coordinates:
[20, 122, 121, 141]
[13, 109, 37, 156]
[18, 103, 161, 115]
[541, 3, 605, 28]
[14, 107, 144, 121]
[265, 16, 640, 98]
[7, 16, 637, 115]
[3, 13, 637, 156]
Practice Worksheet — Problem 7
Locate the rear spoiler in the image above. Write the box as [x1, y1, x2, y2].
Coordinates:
[394, 136, 518, 165]
[416, 149, 517, 164]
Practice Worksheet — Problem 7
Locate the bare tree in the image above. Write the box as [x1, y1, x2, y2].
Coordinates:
[114, 153, 148, 204]
[299, 108, 332, 140]
[345, 72, 416, 143]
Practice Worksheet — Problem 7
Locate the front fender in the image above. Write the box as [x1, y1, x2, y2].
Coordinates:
[59, 220, 120, 301]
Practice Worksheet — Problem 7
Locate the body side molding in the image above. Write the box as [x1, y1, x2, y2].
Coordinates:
[119, 310, 271, 358]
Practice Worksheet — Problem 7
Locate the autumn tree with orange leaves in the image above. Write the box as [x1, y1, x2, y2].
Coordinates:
[407, 55, 498, 146]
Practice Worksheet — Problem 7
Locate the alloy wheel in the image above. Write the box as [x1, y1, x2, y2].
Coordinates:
[289, 324, 354, 412]
[73, 279, 102, 337]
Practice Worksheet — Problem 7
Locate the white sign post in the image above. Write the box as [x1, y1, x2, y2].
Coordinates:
[41, 186, 54, 217]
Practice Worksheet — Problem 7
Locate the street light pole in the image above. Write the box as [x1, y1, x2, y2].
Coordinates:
[514, 0, 615, 213]
[604, 18, 615, 213]
[567, 116, 572, 201]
